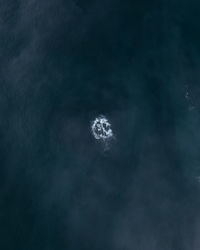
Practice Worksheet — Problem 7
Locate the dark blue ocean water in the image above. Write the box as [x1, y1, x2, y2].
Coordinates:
[0, 0, 200, 249]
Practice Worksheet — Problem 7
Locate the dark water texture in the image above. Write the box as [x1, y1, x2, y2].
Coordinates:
[0, 0, 200, 249]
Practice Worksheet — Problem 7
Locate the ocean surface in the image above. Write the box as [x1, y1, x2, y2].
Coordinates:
[1, 0, 200, 249]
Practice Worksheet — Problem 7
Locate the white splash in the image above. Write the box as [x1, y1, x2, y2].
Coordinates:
[91, 115, 114, 150]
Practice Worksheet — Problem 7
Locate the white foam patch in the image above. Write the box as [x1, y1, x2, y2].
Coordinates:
[91, 115, 114, 150]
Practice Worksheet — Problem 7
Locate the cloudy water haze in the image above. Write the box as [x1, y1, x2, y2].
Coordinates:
[0, 0, 200, 249]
